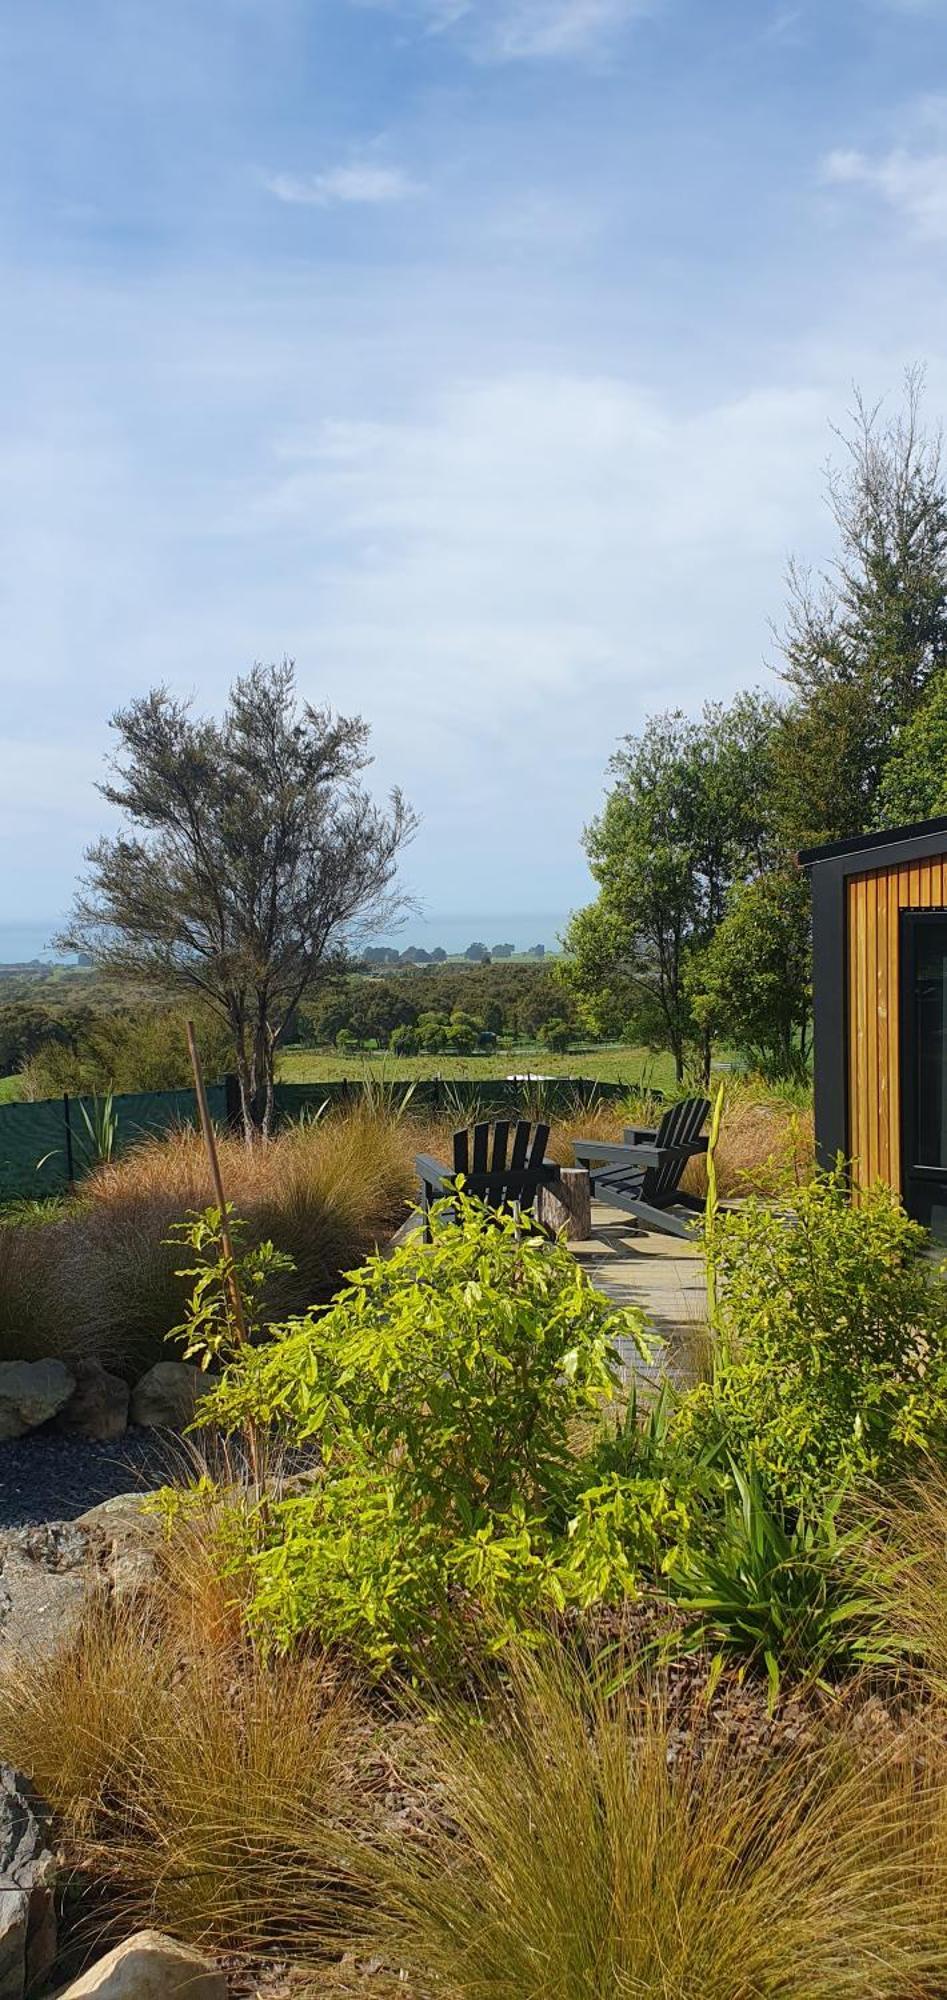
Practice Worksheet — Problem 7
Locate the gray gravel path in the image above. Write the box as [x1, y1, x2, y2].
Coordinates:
[0, 1429, 177, 1528]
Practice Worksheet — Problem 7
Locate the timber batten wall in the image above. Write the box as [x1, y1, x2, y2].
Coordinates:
[847, 857, 947, 1194]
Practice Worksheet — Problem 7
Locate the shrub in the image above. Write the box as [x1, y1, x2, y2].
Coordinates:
[197, 1195, 656, 1671]
[362, 1645, 940, 2000]
[677, 1167, 947, 1509]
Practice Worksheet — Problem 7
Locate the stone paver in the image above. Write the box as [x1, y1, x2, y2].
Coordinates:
[573, 1202, 708, 1385]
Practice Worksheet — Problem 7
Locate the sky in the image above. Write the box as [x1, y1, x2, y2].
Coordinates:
[2, 0, 947, 937]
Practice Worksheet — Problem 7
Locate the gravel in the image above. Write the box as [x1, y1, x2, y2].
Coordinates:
[0, 1428, 179, 1528]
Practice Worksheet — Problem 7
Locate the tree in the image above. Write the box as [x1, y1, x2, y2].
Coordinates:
[690, 869, 812, 1082]
[539, 1017, 572, 1053]
[563, 698, 775, 1082]
[59, 664, 416, 1136]
[775, 370, 947, 841]
[876, 670, 947, 826]
[465, 942, 490, 963]
[492, 942, 515, 958]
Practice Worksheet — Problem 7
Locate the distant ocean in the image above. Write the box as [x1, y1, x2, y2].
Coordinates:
[0, 912, 569, 965]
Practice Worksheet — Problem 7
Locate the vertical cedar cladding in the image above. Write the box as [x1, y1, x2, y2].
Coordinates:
[847, 858, 947, 1191]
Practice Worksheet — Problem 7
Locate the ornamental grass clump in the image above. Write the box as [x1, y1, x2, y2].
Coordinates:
[0, 1593, 360, 1964]
[194, 1192, 658, 1673]
[361, 1645, 945, 2000]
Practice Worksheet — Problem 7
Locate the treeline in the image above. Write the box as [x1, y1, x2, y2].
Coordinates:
[564, 372, 947, 1083]
[0, 1002, 233, 1099]
[298, 961, 577, 1053]
[0, 964, 580, 1095]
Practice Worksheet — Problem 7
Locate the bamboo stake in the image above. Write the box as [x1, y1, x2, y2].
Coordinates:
[186, 1018, 249, 1347]
[185, 1019, 263, 1497]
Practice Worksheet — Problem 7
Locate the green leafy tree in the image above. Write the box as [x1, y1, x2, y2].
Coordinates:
[59, 664, 416, 1137]
[563, 697, 776, 1082]
[691, 869, 812, 1081]
[877, 669, 947, 825]
[775, 370, 947, 843]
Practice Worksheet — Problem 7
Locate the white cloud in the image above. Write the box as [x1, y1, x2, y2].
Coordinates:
[265, 163, 423, 206]
[488, 0, 652, 57]
[353, 0, 655, 60]
[823, 104, 947, 239]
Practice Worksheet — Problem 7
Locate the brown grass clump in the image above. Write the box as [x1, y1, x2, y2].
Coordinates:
[866, 1461, 947, 1703]
[362, 1647, 947, 2000]
[0, 1589, 363, 1965]
[5, 1107, 418, 1373]
[0, 1212, 68, 1360]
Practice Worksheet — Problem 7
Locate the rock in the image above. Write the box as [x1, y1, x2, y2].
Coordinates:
[0, 1361, 75, 1442]
[74, 1494, 155, 1530]
[130, 1362, 208, 1431]
[0, 1891, 28, 2000]
[57, 1360, 129, 1443]
[0, 1527, 97, 1663]
[54, 1929, 226, 1999]
[0, 1767, 56, 2000]
[74, 1496, 161, 1601]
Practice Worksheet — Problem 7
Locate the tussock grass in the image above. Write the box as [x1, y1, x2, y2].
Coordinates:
[0, 1591, 361, 1963]
[0, 1082, 813, 1372]
[868, 1461, 947, 1700]
[362, 1647, 946, 2000]
[0, 1215, 67, 1360]
[0, 1108, 417, 1372]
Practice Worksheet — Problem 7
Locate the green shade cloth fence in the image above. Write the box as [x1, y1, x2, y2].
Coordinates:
[0, 1074, 642, 1203]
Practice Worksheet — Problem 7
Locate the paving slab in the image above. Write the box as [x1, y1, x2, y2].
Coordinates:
[572, 1202, 708, 1385]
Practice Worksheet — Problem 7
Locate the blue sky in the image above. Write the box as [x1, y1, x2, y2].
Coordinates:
[2, 0, 947, 933]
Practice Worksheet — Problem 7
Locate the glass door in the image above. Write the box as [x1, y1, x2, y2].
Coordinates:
[901, 912, 947, 1236]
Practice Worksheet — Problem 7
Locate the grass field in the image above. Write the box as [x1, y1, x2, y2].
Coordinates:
[0, 1075, 23, 1103]
[276, 1042, 682, 1092]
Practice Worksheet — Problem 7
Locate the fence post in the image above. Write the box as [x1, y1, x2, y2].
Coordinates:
[223, 1072, 242, 1133]
[62, 1093, 75, 1190]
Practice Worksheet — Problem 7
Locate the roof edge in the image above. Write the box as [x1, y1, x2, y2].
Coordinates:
[798, 814, 947, 868]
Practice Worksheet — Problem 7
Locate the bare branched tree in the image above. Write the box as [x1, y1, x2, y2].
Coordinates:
[59, 662, 417, 1136]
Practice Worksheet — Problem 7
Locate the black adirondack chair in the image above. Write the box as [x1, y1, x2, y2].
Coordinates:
[416, 1118, 560, 1229]
[572, 1095, 711, 1239]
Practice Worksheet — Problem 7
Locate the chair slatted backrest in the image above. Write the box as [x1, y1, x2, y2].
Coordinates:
[642, 1096, 710, 1203]
[452, 1119, 551, 1207]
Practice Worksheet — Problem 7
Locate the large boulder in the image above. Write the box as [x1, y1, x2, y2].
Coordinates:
[53, 1930, 226, 1999]
[57, 1360, 129, 1443]
[0, 1767, 56, 2000]
[130, 1362, 208, 1432]
[0, 1361, 75, 1442]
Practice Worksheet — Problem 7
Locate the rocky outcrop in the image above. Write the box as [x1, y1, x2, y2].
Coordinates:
[129, 1362, 208, 1432]
[52, 1929, 226, 1999]
[0, 1362, 75, 1442]
[57, 1361, 129, 1443]
[0, 1767, 56, 2000]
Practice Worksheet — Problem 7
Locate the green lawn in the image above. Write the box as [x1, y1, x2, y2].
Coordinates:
[0, 1075, 25, 1104]
[276, 1042, 680, 1092]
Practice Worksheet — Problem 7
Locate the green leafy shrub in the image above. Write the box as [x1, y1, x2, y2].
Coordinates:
[198, 1194, 659, 1672]
[676, 1167, 947, 1509]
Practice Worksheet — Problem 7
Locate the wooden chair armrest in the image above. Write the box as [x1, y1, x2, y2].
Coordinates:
[574, 1137, 708, 1171]
[414, 1154, 452, 1190]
